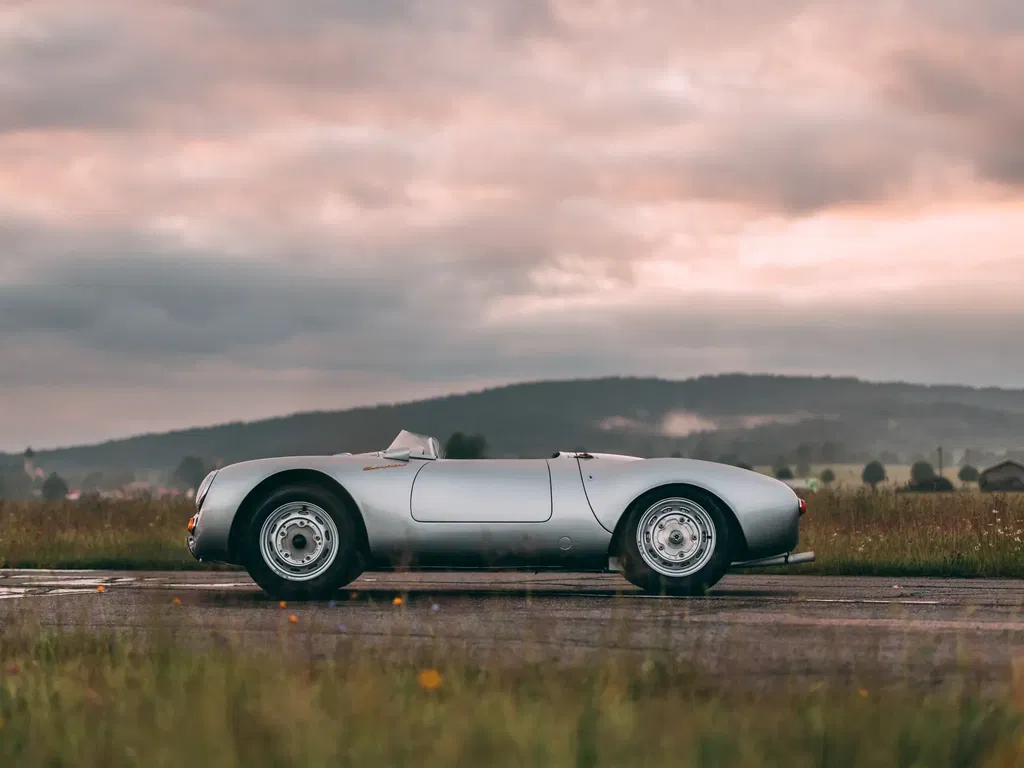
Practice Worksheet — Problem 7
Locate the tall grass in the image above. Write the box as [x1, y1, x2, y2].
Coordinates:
[0, 497, 217, 570]
[0, 618, 1022, 767]
[798, 488, 1024, 577]
[1, 490, 1023, 576]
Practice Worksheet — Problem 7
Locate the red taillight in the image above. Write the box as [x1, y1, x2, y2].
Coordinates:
[798, 498, 807, 516]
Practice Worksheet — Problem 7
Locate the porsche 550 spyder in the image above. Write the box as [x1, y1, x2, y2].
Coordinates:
[186, 429, 814, 600]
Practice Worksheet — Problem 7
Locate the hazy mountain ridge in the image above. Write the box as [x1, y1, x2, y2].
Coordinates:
[8, 374, 1024, 475]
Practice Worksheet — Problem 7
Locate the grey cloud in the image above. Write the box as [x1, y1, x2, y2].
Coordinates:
[0, 254, 410, 359]
[0, 1, 553, 133]
[197, 0, 560, 37]
[6, 258, 1023, 393]
[0, 205, 634, 367]
[4, 0, 1024, 450]
[0, 9, 191, 132]
[1, 236, 1023, 450]
[653, 114, 924, 215]
[7, 0, 1022, 211]
[882, 32, 1024, 186]
[904, 0, 1024, 35]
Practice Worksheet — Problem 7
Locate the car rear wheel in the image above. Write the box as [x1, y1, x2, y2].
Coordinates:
[619, 487, 731, 596]
[242, 482, 363, 601]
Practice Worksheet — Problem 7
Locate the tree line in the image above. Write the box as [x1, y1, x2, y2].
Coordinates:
[0, 431, 992, 501]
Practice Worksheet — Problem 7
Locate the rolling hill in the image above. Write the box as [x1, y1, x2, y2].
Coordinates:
[8, 374, 1024, 478]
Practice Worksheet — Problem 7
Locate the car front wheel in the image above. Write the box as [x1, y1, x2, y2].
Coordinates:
[242, 483, 363, 601]
[619, 487, 731, 596]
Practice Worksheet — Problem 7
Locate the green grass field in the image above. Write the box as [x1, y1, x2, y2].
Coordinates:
[1, 489, 1023, 576]
[0, 617, 1022, 767]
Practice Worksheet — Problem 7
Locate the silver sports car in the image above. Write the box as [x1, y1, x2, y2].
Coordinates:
[186, 429, 814, 600]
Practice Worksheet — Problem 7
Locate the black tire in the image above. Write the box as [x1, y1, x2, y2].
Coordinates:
[619, 486, 731, 596]
[242, 482, 364, 601]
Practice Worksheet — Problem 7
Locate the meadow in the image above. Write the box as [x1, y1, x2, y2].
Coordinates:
[3, 492, 1024, 765]
[1, 489, 1023, 576]
[0, 613, 1023, 767]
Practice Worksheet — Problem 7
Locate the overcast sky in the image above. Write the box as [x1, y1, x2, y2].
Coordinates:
[2, 0, 1023, 451]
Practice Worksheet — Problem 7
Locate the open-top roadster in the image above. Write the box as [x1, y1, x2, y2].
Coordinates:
[187, 430, 814, 600]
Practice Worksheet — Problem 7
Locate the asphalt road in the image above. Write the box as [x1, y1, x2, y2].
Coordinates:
[2, 570, 1023, 690]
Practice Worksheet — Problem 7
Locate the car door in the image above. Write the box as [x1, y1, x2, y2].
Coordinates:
[410, 459, 553, 523]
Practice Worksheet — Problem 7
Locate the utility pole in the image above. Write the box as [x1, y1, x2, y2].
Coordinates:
[938, 446, 943, 477]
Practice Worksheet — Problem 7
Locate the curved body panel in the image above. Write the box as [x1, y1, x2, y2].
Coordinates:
[190, 453, 612, 568]
[572, 456, 801, 559]
[411, 460, 552, 523]
[188, 433, 805, 573]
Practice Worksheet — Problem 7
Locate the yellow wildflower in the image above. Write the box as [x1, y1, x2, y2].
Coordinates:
[418, 669, 443, 690]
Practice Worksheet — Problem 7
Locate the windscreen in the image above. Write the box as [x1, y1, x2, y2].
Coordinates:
[386, 429, 440, 459]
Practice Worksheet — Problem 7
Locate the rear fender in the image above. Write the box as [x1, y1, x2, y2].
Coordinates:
[579, 458, 800, 561]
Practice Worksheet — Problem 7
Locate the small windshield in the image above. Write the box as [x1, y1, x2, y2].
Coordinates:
[386, 429, 442, 459]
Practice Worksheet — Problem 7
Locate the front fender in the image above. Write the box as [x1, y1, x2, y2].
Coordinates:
[189, 456, 366, 563]
[578, 458, 802, 560]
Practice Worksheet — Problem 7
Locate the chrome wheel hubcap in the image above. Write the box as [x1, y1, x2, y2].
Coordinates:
[636, 498, 716, 577]
[259, 501, 339, 581]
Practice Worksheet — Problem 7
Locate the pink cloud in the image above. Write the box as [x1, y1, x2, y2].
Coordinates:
[1, 0, 1023, 448]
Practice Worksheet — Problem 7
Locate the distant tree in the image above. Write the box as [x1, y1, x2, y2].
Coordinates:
[775, 466, 794, 480]
[958, 465, 980, 485]
[42, 472, 69, 501]
[901, 475, 955, 493]
[794, 443, 814, 477]
[24, 447, 35, 459]
[910, 461, 936, 485]
[820, 468, 836, 486]
[444, 432, 488, 460]
[81, 471, 104, 492]
[862, 460, 887, 489]
[669, 450, 682, 458]
[715, 454, 740, 466]
[172, 456, 209, 490]
[736, 462, 754, 471]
